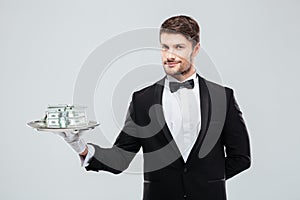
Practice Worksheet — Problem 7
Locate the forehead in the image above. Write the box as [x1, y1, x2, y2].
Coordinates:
[160, 32, 192, 46]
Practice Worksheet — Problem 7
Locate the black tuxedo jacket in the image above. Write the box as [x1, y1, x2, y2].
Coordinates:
[85, 74, 251, 200]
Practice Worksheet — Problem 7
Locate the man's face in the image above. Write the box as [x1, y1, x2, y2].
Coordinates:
[160, 32, 200, 78]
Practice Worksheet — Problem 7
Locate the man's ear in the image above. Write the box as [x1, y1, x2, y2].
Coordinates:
[192, 43, 201, 57]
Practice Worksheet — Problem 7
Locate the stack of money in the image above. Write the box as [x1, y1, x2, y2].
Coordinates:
[45, 105, 88, 128]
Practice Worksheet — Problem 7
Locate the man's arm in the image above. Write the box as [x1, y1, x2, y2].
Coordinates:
[222, 88, 251, 180]
[84, 93, 141, 174]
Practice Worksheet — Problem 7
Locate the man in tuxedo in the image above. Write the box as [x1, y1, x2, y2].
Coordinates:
[57, 15, 251, 200]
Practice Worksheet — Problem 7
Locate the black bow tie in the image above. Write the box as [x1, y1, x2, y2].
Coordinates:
[169, 79, 195, 93]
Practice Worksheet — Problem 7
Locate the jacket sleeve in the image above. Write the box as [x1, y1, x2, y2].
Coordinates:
[222, 88, 251, 180]
[85, 93, 141, 174]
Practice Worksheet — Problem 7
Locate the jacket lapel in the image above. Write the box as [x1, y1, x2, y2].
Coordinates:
[186, 74, 211, 164]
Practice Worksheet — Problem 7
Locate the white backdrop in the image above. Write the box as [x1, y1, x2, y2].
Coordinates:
[1, 0, 300, 199]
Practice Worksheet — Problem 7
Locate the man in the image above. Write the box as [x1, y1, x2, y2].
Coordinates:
[57, 15, 251, 200]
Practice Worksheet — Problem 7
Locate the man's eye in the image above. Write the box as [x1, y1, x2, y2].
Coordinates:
[176, 45, 184, 49]
[161, 46, 168, 50]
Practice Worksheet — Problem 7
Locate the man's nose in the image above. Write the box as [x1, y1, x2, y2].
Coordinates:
[166, 50, 176, 60]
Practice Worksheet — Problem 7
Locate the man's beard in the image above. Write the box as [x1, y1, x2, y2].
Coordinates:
[169, 55, 193, 76]
[179, 63, 193, 75]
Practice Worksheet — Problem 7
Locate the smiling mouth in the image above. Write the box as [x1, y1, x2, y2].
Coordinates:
[164, 61, 181, 67]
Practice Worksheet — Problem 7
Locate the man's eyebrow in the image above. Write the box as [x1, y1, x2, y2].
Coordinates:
[160, 43, 186, 46]
[174, 43, 186, 46]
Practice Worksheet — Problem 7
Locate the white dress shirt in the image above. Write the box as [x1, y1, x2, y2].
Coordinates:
[81, 71, 201, 166]
[162, 72, 201, 162]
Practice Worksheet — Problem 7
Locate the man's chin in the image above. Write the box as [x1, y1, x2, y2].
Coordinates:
[164, 66, 179, 74]
[164, 69, 179, 76]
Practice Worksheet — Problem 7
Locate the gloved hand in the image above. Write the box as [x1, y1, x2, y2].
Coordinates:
[56, 130, 87, 154]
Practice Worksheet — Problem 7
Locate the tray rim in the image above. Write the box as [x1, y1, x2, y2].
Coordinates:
[27, 120, 100, 132]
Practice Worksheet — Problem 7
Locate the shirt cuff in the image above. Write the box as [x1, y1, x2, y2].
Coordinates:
[80, 144, 95, 167]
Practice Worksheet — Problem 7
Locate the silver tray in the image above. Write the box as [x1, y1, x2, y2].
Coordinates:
[27, 120, 99, 132]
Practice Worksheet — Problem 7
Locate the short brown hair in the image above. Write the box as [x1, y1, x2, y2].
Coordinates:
[160, 15, 200, 47]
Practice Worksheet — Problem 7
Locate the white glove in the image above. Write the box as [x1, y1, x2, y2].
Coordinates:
[56, 130, 87, 154]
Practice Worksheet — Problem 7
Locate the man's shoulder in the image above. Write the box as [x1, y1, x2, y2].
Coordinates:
[201, 76, 233, 91]
[132, 76, 165, 98]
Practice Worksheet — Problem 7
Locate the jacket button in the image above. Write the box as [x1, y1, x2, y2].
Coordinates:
[183, 194, 187, 199]
[183, 168, 188, 173]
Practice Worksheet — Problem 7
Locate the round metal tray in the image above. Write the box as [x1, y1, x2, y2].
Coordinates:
[27, 120, 99, 133]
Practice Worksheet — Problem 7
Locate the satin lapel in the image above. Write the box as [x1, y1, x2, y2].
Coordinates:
[153, 76, 185, 166]
[186, 74, 211, 164]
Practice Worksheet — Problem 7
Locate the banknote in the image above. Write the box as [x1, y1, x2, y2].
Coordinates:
[45, 105, 88, 128]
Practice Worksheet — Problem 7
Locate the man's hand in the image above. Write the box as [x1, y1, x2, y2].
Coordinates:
[56, 130, 88, 154]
